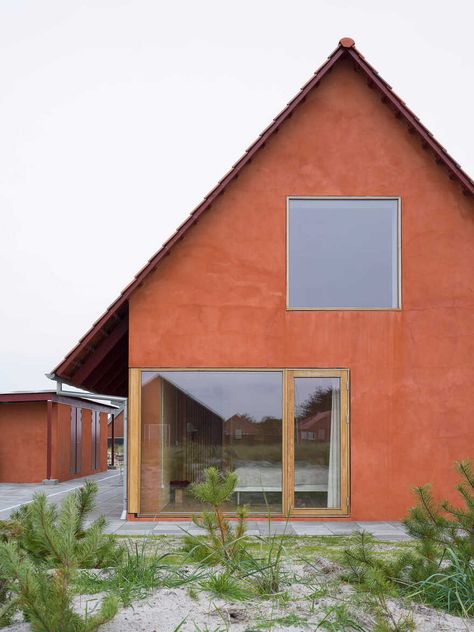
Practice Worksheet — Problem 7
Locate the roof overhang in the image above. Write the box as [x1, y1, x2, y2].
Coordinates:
[0, 391, 118, 412]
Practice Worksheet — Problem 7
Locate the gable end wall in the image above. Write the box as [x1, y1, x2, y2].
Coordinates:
[129, 59, 474, 520]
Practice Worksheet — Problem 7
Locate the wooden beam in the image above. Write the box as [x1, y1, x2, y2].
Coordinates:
[101, 370, 128, 397]
[128, 368, 141, 514]
[87, 345, 128, 393]
[71, 318, 128, 385]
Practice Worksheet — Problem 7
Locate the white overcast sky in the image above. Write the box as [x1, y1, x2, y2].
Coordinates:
[0, 0, 472, 392]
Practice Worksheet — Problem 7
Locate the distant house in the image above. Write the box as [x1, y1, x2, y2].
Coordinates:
[51, 38, 474, 520]
[296, 411, 331, 443]
[224, 415, 260, 440]
[0, 392, 115, 483]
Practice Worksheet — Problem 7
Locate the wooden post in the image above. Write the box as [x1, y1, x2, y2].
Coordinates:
[128, 369, 141, 514]
[111, 414, 115, 467]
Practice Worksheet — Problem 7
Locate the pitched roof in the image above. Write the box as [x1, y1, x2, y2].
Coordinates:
[51, 37, 474, 395]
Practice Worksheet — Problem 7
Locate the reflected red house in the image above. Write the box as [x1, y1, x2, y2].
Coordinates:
[297, 411, 331, 443]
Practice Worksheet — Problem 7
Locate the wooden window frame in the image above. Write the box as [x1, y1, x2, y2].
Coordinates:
[129, 368, 350, 518]
[286, 369, 350, 517]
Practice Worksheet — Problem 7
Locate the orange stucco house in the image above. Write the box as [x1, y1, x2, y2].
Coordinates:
[51, 38, 474, 521]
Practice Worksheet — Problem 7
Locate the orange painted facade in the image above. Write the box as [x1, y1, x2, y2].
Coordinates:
[0, 400, 109, 483]
[0, 403, 47, 483]
[128, 59, 474, 520]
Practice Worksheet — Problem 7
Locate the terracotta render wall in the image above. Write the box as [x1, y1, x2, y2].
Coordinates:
[129, 58, 474, 520]
[0, 402, 108, 483]
[0, 403, 47, 483]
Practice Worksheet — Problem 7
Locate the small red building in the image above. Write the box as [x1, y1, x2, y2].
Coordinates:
[0, 392, 115, 483]
[51, 38, 474, 520]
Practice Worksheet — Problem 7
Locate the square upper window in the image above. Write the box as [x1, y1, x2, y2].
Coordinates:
[287, 197, 400, 309]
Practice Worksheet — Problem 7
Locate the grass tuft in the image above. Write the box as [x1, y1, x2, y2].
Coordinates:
[200, 571, 252, 601]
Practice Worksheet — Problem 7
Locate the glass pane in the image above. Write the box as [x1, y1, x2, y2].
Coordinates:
[140, 371, 282, 514]
[288, 198, 399, 308]
[294, 377, 341, 509]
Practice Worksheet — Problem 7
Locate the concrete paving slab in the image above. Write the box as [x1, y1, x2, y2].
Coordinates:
[258, 525, 296, 535]
[0, 471, 123, 520]
[103, 525, 125, 534]
[292, 527, 334, 536]
[115, 529, 155, 536]
[326, 523, 360, 531]
[114, 523, 152, 530]
[0, 477, 411, 539]
[363, 528, 405, 534]
[373, 534, 411, 541]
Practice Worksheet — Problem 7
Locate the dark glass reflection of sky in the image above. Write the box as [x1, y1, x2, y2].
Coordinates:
[294, 377, 339, 417]
[288, 199, 398, 308]
[142, 371, 282, 421]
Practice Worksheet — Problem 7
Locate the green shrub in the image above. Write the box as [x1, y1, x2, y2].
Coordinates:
[0, 481, 121, 631]
[7, 481, 122, 569]
[184, 466, 290, 597]
[0, 517, 25, 625]
[78, 539, 176, 607]
[185, 467, 248, 564]
[236, 526, 288, 596]
[316, 603, 367, 631]
[343, 459, 474, 622]
[406, 546, 474, 617]
[199, 571, 251, 601]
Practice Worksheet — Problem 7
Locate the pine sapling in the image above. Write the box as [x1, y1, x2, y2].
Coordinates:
[0, 480, 121, 631]
[187, 467, 247, 563]
[343, 459, 474, 618]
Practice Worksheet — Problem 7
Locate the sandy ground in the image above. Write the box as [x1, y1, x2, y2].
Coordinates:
[4, 559, 473, 632]
[6, 590, 472, 632]
[95, 587, 474, 632]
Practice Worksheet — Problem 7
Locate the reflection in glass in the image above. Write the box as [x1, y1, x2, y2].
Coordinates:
[140, 371, 282, 514]
[294, 377, 341, 509]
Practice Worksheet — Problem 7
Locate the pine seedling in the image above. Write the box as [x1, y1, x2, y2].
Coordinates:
[0, 481, 121, 631]
[343, 459, 474, 618]
[440, 460, 474, 552]
[187, 467, 247, 563]
[403, 459, 474, 574]
[0, 519, 22, 625]
[9, 480, 121, 569]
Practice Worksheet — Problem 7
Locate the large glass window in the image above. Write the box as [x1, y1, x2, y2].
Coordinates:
[288, 198, 399, 309]
[140, 371, 283, 514]
[136, 368, 349, 517]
